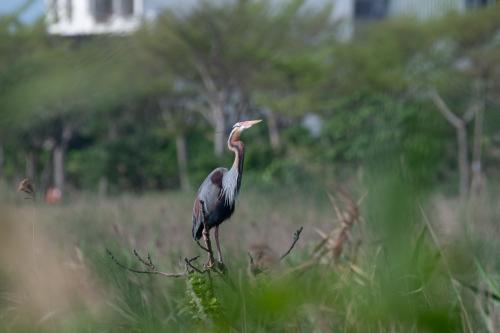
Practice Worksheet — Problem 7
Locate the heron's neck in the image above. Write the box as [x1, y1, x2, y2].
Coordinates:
[221, 129, 245, 206]
[228, 130, 245, 182]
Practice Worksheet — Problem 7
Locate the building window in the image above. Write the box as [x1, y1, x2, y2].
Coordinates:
[354, 0, 388, 19]
[121, 0, 134, 17]
[466, 0, 493, 7]
[93, 0, 113, 22]
[47, 0, 59, 22]
[66, 0, 73, 20]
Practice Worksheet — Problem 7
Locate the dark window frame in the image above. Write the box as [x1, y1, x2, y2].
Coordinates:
[120, 0, 135, 17]
[92, 0, 113, 23]
[354, 0, 389, 20]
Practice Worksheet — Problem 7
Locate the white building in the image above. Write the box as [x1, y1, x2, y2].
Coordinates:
[45, 0, 144, 35]
[45, 0, 494, 36]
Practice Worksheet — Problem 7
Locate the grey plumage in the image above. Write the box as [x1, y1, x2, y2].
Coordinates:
[191, 119, 262, 265]
[221, 165, 239, 206]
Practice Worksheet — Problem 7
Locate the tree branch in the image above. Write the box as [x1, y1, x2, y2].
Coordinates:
[133, 249, 156, 271]
[196, 240, 210, 253]
[106, 248, 190, 278]
[463, 102, 481, 123]
[195, 106, 216, 127]
[280, 226, 304, 261]
[429, 89, 464, 129]
[194, 61, 218, 97]
[184, 256, 214, 275]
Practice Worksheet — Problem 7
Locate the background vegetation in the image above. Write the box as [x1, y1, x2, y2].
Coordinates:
[0, 1, 499, 332]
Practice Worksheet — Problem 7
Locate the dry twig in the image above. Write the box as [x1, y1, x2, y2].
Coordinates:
[317, 190, 360, 263]
[248, 227, 303, 276]
[280, 226, 304, 261]
[106, 246, 229, 281]
[282, 190, 363, 277]
[106, 248, 198, 278]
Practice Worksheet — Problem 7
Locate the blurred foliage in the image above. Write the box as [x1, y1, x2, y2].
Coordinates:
[0, 1, 498, 196]
[2, 184, 497, 332]
[0, 2, 499, 332]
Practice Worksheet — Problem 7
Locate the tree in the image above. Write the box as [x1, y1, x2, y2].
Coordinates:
[315, 6, 500, 200]
[0, 33, 148, 194]
[139, 0, 334, 156]
[412, 7, 500, 200]
[158, 93, 199, 191]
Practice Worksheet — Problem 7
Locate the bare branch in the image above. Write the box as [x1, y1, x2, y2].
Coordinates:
[429, 89, 464, 129]
[194, 61, 218, 97]
[196, 240, 210, 253]
[313, 191, 361, 263]
[463, 102, 481, 123]
[357, 191, 369, 206]
[328, 193, 344, 223]
[429, 90, 471, 200]
[314, 228, 328, 240]
[106, 248, 187, 278]
[248, 252, 255, 265]
[280, 226, 304, 261]
[133, 249, 156, 271]
[195, 106, 216, 127]
[184, 256, 209, 274]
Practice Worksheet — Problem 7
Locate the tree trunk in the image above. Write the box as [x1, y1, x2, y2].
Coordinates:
[40, 147, 52, 193]
[194, 62, 227, 156]
[213, 96, 226, 157]
[52, 123, 73, 195]
[98, 177, 108, 197]
[265, 109, 281, 151]
[53, 144, 65, 194]
[25, 151, 36, 181]
[175, 133, 191, 191]
[0, 143, 4, 179]
[430, 90, 471, 201]
[456, 123, 469, 202]
[470, 106, 484, 195]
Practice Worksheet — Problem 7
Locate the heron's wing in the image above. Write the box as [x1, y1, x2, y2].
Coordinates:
[198, 167, 227, 212]
[192, 167, 227, 240]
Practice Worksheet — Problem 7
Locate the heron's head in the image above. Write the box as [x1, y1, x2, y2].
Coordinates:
[228, 119, 262, 145]
[232, 119, 262, 132]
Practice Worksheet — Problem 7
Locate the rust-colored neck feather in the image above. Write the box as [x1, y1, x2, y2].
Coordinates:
[227, 128, 245, 191]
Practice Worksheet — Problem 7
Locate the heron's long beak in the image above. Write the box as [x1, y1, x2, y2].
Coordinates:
[244, 119, 262, 128]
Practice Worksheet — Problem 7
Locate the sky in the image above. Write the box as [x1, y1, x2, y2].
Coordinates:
[0, 0, 44, 23]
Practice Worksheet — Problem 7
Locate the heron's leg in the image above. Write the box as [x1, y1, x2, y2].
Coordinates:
[214, 226, 223, 264]
[202, 226, 215, 268]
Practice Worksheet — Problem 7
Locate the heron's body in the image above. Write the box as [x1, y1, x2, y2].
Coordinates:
[192, 167, 237, 240]
[191, 120, 259, 266]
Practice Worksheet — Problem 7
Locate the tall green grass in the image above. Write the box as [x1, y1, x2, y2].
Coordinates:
[0, 180, 499, 332]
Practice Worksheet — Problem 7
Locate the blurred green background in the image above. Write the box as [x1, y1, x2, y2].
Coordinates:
[0, 1, 499, 332]
[0, 0, 497, 196]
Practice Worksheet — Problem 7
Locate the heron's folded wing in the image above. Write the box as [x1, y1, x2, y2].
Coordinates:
[198, 167, 226, 212]
[192, 168, 227, 239]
